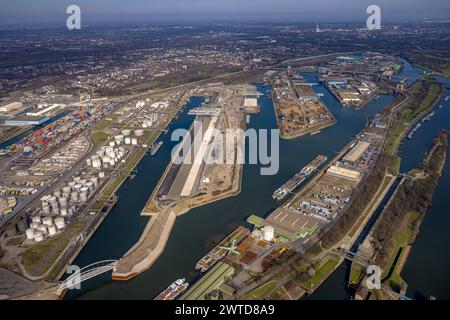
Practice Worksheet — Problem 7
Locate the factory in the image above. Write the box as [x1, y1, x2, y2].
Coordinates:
[0, 102, 23, 114]
[343, 141, 371, 164]
[326, 165, 361, 182]
[4, 115, 50, 126]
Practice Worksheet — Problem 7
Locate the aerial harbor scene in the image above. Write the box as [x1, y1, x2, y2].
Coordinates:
[0, 0, 449, 310]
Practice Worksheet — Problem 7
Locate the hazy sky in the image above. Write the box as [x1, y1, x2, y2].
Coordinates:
[1, 0, 449, 26]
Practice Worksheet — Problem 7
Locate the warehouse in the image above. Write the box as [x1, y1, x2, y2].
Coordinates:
[326, 165, 361, 182]
[343, 141, 370, 163]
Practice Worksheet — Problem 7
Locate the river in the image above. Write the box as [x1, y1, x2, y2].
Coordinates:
[67, 60, 449, 300]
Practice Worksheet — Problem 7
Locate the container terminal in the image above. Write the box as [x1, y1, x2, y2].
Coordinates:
[272, 155, 327, 201]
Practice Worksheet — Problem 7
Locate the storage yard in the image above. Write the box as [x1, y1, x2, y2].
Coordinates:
[271, 69, 336, 139]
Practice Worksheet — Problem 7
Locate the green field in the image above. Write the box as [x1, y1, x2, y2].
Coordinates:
[301, 255, 340, 291]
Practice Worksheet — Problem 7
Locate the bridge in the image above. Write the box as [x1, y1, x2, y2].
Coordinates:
[56, 260, 118, 295]
[333, 248, 371, 266]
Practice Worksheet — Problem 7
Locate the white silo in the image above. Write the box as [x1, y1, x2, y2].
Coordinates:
[99, 172, 105, 179]
[60, 208, 68, 216]
[32, 216, 42, 224]
[55, 217, 66, 229]
[109, 141, 116, 147]
[42, 217, 53, 226]
[71, 191, 79, 202]
[38, 224, 48, 235]
[25, 228, 35, 240]
[262, 225, 275, 242]
[48, 225, 57, 236]
[125, 137, 131, 145]
[59, 197, 68, 208]
[34, 232, 44, 242]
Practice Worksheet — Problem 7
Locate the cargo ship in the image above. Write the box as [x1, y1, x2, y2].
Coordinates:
[150, 141, 163, 156]
[407, 122, 422, 140]
[272, 155, 327, 201]
[154, 278, 189, 300]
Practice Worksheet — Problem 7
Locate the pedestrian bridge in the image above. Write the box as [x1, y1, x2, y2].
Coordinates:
[56, 260, 118, 295]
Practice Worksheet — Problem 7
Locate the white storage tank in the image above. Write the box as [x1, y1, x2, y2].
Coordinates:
[262, 225, 275, 242]
[131, 138, 138, 145]
[60, 208, 68, 216]
[55, 217, 66, 229]
[48, 225, 57, 236]
[99, 172, 105, 179]
[125, 137, 131, 145]
[135, 129, 144, 136]
[63, 186, 72, 193]
[59, 197, 68, 208]
[38, 224, 48, 234]
[42, 217, 53, 226]
[71, 191, 79, 202]
[34, 232, 44, 242]
[32, 216, 42, 224]
[25, 228, 35, 240]
[109, 141, 116, 147]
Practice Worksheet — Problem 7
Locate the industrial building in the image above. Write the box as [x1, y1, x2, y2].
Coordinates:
[0, 102, 23, 114]
[4, 116, 50, 126]
[343, 141, 371, 163]
[326, 165, 361, 182]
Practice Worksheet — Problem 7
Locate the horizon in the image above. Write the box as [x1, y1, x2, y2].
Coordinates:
[0, 0, 450, 27]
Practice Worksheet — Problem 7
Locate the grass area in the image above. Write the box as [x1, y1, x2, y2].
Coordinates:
[91, 131, 109, 148]
[301, 255, 340, 291]
[381, 211, 420, 290]
[242, 281, 277, 300]
[19, 222, 85, 278]
[389, 156, 402, 174]
[349, 264, 365, 286]
[442, 66, 450, 78]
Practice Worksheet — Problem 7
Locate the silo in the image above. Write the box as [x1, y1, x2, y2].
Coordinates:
[25, 228, 35, 240]
[59, 197, 68, 208]
[48, 225, 57, 236]
[38, 224, 48, 235]
[42, 205, 50, 215]
[125, 137, 131, 145]
[34, 232, 44, 242]
[32, 216, 42, 224]
[262, 225, 275, 242]
[60, 208, 68, 216]
[52, 208, 60, 216]
[99, 172, 105, 179]
[131, 138, 138, 145]
[55, 218, 66, 229]
[85, 181, 94, 192]
[63, 186, 71, 194]
[73, 184, 82, 192]
[70, 191, 79, 202]
[42, 217, 53, 226]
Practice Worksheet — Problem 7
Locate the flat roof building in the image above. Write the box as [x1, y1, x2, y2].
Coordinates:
[343, 141, 370, 163]
[327, 165, 361, 182]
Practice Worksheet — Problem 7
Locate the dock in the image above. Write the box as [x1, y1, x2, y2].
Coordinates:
[195, 226, 250, 272]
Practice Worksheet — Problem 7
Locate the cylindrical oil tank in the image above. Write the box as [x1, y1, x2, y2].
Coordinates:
[38, 224, 48, 234]
[70, 191, 79, 202]
[63, 186, 71, 193]
[32, 216, 41, 224]
[34, 232, 44, 242]
[48, 225, 57, 236]
[125, 137, 131, 145]
[60, 208, 68, 216]
[79, 192, 88, 203]
[25, 228, 35, 240]
[42, 217, 53, 226]
[55, 218, 66, 229]
[59, 197, 68, 208]
[85, 181, 94, 192]
[131, 138, 138, 145]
